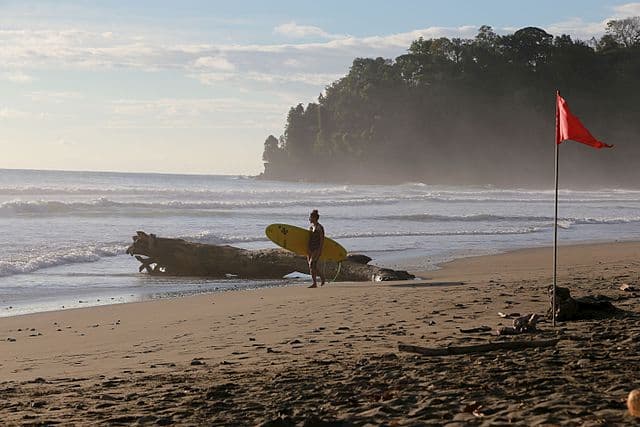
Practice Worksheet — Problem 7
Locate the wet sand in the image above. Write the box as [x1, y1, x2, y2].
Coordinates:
[2, 241, 640, 425]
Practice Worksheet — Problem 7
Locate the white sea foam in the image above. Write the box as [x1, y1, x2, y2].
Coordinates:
[6, 195, 640, 217]
[380, 213, 640, 225]
[0, 185, 356, 197]
[0, 197, 404, 216]
[2, 169, 640, 315]
[182, 231, 269, 244]
[0, 244, 126, 278]
[333, 228, 545, 239]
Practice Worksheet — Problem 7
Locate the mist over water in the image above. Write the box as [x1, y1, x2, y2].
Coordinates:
[2, 168, 640, 316]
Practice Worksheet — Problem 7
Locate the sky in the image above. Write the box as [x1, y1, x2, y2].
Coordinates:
[1, 0, 639, 175]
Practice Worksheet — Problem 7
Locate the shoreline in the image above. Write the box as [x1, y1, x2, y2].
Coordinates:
[3, 237, 635, 320]
[2, 240, 640, 424]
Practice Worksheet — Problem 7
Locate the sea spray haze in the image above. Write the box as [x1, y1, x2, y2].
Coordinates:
[2, 168, 640, 315]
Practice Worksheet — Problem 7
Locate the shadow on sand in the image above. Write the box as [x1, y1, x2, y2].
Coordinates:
[389, 281, 465, 288]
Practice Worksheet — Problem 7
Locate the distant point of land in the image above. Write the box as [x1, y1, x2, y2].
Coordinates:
[261, 19, 640, 188]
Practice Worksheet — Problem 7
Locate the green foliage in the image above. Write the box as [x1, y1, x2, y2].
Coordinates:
[262, 135, 280, 162]
[605, 17, 640, 48]
[261, 19, 640, 186]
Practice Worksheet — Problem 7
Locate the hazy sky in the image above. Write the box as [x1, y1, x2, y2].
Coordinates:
[1, 0, 638, 175]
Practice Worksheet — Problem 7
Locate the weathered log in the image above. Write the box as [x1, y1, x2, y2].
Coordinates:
[346, 254, 372, 265]
[398, 338, 560, 356]
[549, 286, 618, 321]
[126, 231, 415, 282]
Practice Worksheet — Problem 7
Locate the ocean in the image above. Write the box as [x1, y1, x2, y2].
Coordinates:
[2, 168, 640, 317]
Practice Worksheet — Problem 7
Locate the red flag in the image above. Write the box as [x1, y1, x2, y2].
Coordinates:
[556, 92, 612, 148]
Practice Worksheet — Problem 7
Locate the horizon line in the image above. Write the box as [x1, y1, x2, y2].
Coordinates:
[0, 166, 257, 178]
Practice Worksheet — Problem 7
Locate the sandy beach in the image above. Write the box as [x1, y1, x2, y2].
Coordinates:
[2, 241, 640, 425]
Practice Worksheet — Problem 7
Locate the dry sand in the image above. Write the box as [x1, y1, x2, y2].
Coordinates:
[2, 241, 640, 425]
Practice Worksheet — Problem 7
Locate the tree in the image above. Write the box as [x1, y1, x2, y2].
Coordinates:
[262, 135, 280, 163]
[259, 22, 640, 187]
[502, 27, 553, 69]
[606, 17, 640, 48]
[283, 104, 311, 160]
[597, 34, 621, 52]
[475, 25, 500, 49]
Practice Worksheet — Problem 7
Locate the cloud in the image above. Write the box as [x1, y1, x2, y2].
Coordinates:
[612, 2, 640, 18]
[52, 137, 77, 147]
[105, 97, 289, 130]
[542, 2, 640, 41]
[283, 58, 303, 68]
[2, 5, 638, 94]
[192, 71, 343, 87]
[544, 2, 640, 40]
[25, 91, 84, 103]
[0, 24, 481, 97]
[544, 18, 609, 40]
[0, 71, 34, 83]
[0, 107, 30, 119]
[274, 21, 335, 39]
[192, 56, 235, 71]
[111, 97, 285, 114]
[0, 25, 481, 73]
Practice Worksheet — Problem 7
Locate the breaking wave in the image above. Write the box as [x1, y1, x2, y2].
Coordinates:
[332, 228, 545, 239]
[380, 213, 640, 225]
[0, 244, 127, 278]
[6, 196, 640, 218]
[0, 197, 402, 216]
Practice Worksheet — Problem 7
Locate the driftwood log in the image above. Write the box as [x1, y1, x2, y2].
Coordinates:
[549, 285, 618, 321]
[126, 231, 415, 282]
[399, 338, 560, 356]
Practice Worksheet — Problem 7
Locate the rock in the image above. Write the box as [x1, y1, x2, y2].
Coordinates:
[497, 326, 518, 335]
[628, 389, 640, 417]
[549, 286, 617, 321]
[373, 268, 415, 281]
[513, 313, 539, 332]
[620, 283, 636, 292]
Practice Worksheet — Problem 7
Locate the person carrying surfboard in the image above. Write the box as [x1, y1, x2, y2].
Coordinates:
[308, 209, 325, 288]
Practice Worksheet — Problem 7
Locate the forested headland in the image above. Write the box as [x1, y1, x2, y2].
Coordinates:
[260, 19, 640, 187]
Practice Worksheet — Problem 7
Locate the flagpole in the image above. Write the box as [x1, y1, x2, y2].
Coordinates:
[552, 90, 611, 326]
[552, 91, 560, 328]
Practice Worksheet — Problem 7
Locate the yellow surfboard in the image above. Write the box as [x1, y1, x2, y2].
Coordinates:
[265, 223, 347, 262]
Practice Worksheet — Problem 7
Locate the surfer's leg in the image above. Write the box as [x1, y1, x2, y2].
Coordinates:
[320, 261, 326, 286]
[308, 257, 318, 287]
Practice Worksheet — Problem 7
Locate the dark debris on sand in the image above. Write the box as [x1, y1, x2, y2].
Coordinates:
[5, 271, 640, 426]
[3, 313, 640, 427]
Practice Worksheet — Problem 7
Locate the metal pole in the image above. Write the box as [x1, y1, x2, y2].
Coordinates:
[552, 92, 560, 327]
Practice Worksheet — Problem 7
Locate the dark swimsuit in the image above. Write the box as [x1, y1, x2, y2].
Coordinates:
[308, 224, 323, 265]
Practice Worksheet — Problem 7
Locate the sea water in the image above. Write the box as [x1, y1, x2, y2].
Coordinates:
[2, 168, 640, 316]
